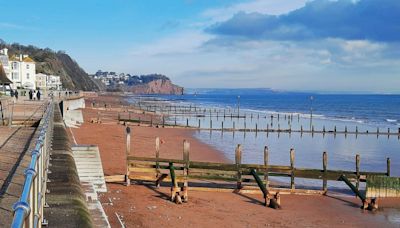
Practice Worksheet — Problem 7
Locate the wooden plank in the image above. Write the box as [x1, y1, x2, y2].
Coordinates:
[366, 175, 400, 198]
[129, 167, 157, 173]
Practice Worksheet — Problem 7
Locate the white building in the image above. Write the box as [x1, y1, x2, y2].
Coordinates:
[36, 73, 47, 89]
[0, 48, 11, 80]
[9, 54, 36, 89]
[47, 75, 62, 90]
[35, 73, 62, 90]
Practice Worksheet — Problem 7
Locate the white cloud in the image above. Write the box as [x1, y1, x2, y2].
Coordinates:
[97, 0, 400, 93]
[201, 0, 309, 23]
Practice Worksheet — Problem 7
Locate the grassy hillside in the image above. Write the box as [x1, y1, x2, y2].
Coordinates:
[0, 40, 99, 91]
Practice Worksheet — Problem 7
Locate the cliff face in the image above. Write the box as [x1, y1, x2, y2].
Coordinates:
[0, 40, 99, 91]
[107, 73, 184, 95]
[127, 79, 183, 95]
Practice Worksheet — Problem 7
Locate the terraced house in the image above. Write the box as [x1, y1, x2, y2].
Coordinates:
[9, 53, 36, 89]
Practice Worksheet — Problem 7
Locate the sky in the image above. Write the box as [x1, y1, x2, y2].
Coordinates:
[0, 0, 399, 93]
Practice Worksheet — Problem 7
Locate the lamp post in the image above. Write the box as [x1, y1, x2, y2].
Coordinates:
[237, 95, 240, 118]
[310, 96, 314, 130]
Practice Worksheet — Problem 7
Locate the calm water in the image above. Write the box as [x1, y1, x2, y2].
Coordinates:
[128, 89, 400, 180]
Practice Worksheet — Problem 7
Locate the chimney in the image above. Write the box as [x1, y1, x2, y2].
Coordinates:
[19, 54, 23, 61]
[0, 48, 8, 55]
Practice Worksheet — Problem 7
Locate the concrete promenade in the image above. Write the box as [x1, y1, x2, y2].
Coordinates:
[0, 99, 44, 227]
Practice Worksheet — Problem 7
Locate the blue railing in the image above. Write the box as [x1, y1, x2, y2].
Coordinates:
[11, 102, 54, 228]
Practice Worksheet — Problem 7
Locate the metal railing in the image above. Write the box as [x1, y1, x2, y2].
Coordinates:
[11, 102, 54, 228]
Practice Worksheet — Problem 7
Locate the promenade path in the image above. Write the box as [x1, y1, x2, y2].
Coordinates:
[0, 99, 46, 227]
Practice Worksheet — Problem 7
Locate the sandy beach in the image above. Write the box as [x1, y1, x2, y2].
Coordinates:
[69, 94, 400, 227]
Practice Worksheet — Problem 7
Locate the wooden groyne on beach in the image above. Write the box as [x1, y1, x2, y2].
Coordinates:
[116, 114, 400, 138]
[104, 127, 400, 211]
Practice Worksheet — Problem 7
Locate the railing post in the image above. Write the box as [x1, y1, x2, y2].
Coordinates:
[126, 127, 131, 186]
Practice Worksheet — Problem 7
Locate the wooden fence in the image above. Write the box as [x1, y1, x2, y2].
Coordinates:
[116, 127, 393, 209]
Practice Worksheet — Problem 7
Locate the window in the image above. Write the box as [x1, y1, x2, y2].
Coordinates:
[12, 72, 18, 80]
[26, 64, 30, 69]
[27, 73, 30, 79]
[12, 62, 18, 69]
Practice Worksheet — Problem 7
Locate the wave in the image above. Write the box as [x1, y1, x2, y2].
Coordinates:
[386, 119, 397, 123]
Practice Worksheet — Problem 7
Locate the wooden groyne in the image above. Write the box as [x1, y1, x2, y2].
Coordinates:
[105, 127, 398, 210]
[117, 115, 400, 138]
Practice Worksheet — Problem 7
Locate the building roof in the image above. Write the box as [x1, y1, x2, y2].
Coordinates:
[9, 55, 19, 61]
[23, 56, 35, 63]
[0, 64, 12, 84]
[9, 55, 35, 63]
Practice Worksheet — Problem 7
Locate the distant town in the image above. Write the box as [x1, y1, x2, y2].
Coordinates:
[89, 70, 169, 87]
[0, 48, 62, 94]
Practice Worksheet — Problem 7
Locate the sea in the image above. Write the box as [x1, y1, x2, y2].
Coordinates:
[127, 88, 400, 190]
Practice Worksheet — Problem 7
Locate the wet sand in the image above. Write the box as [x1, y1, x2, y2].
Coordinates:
[69, 94, 400, 227]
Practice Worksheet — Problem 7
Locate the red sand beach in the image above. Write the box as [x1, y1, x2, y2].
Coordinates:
[69, 94, 400, 227]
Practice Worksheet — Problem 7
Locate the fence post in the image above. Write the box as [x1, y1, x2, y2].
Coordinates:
[323, 152, 327, 193]
[198, 119, 200, 128]
[126, 127, 131, 186]
[290, 148, 295, 190]
[356, 154, 360, 191]
[155, 137, 160, 182]
[235, 144, 242, 189]
[264, 146, 269, 192]
[387, 157, 391, 177]
[183, 140, 190, 202]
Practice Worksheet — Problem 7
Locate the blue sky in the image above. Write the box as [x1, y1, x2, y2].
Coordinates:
[0, 0, 399, 93]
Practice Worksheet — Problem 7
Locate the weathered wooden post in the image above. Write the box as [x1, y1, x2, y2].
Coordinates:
[356, 126, 358, 134]
[138, 117, 141, 126]
[198, 119, 201, 128]
[264, 146, 269, 192]
[256, 123, 258, 133]
[377, 127, 379, 135]
[290, 148, 295, 190]
[345, 126, 348, 133]
[356, 154, 360, 190]
[222, 121, 224, 131]
[186, 118, 189, 127]
[301, 125, 303, 133]
[323, 152, 327, 193]
[162, 116, 165, 128]
[129, 111, 131, 120]
[210, 119, 212, 129]
[235, 145, 242, 189]
[387, 158, 391, 177]
[334, 126, 337, 133]
[155, 137, 160, 187]
[125, 127, 131, 186]
[169, 162, 181, 204]
[182, 140, 190, 202]
[323, 126, 326, 132]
